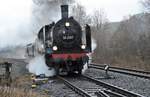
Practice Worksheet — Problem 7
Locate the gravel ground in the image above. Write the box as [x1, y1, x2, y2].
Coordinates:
[66, 76, 104, 96]
[84, 68, 150, 97]
[2, 58, 149, 97]
[34, 78, 81, 97]
[0, 59, 81, 97]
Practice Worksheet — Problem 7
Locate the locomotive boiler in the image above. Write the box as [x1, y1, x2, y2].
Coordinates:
[35, 5, 92, 75]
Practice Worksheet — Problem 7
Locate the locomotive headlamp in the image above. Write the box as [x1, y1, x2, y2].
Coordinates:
[53, 46, 58, 51]
[81, 44, 86, 49]
[65, 22, 70, 27]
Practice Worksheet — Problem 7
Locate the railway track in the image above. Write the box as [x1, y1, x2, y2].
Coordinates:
[89, 63, 150, 79]
[58, 75, 143, 97]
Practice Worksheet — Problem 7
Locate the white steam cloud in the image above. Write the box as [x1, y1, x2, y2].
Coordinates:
[92, 38, 97, 52]
[82, 63, 88, 73]
[27, 0, 74, 76]
[0, 0, 74, 49]
[82, 38, 97, 73]
[27, 55, 56, 76]
[0, 0, 95, 75]
[31, 0, 74, 34]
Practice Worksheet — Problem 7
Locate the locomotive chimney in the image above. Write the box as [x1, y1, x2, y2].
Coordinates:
[61, 5, 69, 19]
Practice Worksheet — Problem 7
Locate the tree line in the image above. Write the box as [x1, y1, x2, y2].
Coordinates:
[71, 1, 150, 70]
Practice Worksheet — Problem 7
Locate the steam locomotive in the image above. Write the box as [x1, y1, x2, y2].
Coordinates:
[31, 5, 92, 75]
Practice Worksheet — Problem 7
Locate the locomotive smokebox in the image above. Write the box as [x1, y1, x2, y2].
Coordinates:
[61, 5, 69, 19]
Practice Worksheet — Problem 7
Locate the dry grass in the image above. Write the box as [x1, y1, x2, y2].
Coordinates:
[93, 56, 150, 71]
[12, 74, 32, 88]
[0, 74, 49, 97]
[0, 86, 47, 97]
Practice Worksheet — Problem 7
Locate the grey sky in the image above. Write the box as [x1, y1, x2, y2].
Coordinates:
[0, 0, 143, 48]
[77, 0, 142, 22]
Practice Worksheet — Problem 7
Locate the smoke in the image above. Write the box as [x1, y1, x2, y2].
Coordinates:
[31, 0, 75, 34]
[28, 38, 96, 75]
[82, 63, 88, 73]
[0, 0, 74, 50]
[82, 38, 97, 74]
[26, 0, 75, 76]
[92, 38, 97, 52]
[0, 0, 95, 75]
[88, 38, 97, 63]
[0, 46, 26, 59]
[27, 55, 56, 77]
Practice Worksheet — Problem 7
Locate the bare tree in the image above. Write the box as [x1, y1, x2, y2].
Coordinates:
[33, 0, 74, 5]
[141, 0, 150, 62]
[112, 19, 136, 55]
[71, 4, 91, 25]
[91, 9, 110, 63]
[142, 0, 150, 12]
[92, 9, 108, 30]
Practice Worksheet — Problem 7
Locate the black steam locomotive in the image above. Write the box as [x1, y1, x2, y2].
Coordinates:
[38, 5, 92, 75]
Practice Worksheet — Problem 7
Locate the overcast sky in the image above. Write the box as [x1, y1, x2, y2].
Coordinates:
[77, 0, 142, 22]
[0, 0, 143, 48]
[0, 0, 32, 48]
[0, 0, 142, 23]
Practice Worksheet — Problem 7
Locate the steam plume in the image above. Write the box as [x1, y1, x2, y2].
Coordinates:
[27, 55, 56, 76]
[82, 38, 97, 73]
[92, 38, 97, 52]
[27, 0, 75, 76]
[31, 0, 75, 34]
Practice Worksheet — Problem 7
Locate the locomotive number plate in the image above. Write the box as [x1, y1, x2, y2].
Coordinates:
[63, 35, 74, 40]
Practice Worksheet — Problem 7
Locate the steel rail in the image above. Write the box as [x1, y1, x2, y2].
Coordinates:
[103, 90, 126, 97]
[89, 64, 150, 79]
[95, 90, 110, 97]
[82, 75, 144, 97]
[90, 63, 150, 74]
[57, 76, 92, 97]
